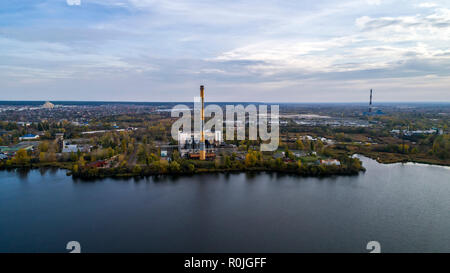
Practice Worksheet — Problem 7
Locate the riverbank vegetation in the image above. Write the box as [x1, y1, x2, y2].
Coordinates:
[1, 103, 448, 179]
[68, 150, 364, 179]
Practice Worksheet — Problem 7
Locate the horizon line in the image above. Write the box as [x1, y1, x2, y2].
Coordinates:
[0, 100, 450, 104]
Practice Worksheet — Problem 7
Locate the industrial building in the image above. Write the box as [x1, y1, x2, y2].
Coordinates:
[364, 89, 385, 116]
[61, 140, 90, 153]
[178, 131, 222, 146]
[178, 130, 223, 158]
[178, 85, 221, 160]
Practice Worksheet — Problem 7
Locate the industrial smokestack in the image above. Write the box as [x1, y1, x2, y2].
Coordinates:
[199, 85, 206, 160]
[369, 89, 373, 113]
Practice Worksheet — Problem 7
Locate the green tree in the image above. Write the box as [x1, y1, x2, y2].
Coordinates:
[169, 161, 181, 172]
[133, 165, 142, 174]
[69, 152, 78, 162]
[137, 144, 147, 163]
[38, 141, 49, 153]
[39, 152, 47, 163]
[315, 140, 324, 152]
[14, 149, 31, 165]
[296, 139, 305, 150]
[297, 160, 302, 169]
[171, 150, 181, 162]
[275, 158, 284, 169]
[188, 163, 195, 173]
[78, 156, 86, 167]
[224, 156, 232, 168]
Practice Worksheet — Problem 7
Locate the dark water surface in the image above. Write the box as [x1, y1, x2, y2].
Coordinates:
[1, 156, 449, 253]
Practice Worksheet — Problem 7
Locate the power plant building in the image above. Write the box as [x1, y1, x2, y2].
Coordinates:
[364, 89, 384, 116]
[177, 85, 221, 159]
[178, 131, 222, 147]
[178, 130, 222, 157]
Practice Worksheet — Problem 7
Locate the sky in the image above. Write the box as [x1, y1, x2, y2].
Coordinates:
[0, 0, 449, 102]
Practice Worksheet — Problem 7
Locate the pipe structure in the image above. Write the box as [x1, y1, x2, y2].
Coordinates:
[199, 85, 206, 160]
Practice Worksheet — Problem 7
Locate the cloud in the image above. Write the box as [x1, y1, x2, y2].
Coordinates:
[1, 0, 450, 101]
[417, 2, 437, 8]
[66, 0, 81, 6]
[366, 0, 381, 5]
[355, 11, 450, 32]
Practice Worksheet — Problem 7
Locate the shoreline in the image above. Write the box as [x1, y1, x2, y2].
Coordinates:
[2, 155, 448, 180]
[355, 151, 450, 167]
[0, 162, 364, 180]
[3, 155, 449, 180]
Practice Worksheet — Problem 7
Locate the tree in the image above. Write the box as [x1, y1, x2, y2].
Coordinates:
[38, 141, 49, 153]
[224, 156, 232, 168]
[297, 160, 302, 169]
[106, 147, 115, 158]
[336, 132, 345, 142]
[137, 144, 147, 163]
[245, 151, 260, 167]
[159, 160, 169, 173]
[432, 134, 449, 159]
[15, 149, 31, 164]
[303, 140, 311, 151]
[133, 165, 142, 174]
[171, 150, 181, 162]
[69, 152, 78, 162]
[398, 144, 409, 154]
[315, 140, 324, 151]
[121, 139, 127, 153]
[78, 156, 86, 167]
[119, 160, 128, 168]
[39, 152, 47, 163]
[127, 143, 134, 155]
[296, 139, 305, 150]
[276, 158, 285, 169]
[169, 161, 181, 173]
[286, 150, 295, 160]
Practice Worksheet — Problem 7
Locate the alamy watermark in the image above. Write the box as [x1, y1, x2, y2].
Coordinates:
[66, 241, 81, 253]
[171, 98, 279, 151]
[366, 241, 381, 253]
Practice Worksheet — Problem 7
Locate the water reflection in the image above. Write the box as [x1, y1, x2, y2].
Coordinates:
[39, 167, 48, 176]
[16, 168, 30, 180]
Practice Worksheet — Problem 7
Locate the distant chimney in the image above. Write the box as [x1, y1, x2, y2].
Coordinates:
[199, 85, 206, 160]
[369, 89, 373, 112]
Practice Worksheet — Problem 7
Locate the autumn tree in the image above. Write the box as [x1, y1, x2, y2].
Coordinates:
[13, 149, 30, 165]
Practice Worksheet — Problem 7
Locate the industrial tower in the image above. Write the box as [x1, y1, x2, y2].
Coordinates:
[199, 85, 206, 160]
[369, 89, 373, 113]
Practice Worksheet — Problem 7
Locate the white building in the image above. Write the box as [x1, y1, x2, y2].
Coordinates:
[302, 135, 315, 141]
[178, 130, 222, 147]
[62, 141, 90, 153]
[391, 128, 437, 136]
[19, 134, 39, 141]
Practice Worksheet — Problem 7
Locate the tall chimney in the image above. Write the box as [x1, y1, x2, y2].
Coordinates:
[199, 85, 206, 160]
[369, 89, 373, 112]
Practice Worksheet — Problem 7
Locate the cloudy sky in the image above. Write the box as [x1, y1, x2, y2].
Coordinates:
[1, 0, 449, 102]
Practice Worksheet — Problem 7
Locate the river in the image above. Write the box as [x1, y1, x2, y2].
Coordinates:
[0, 156, 449, 253]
